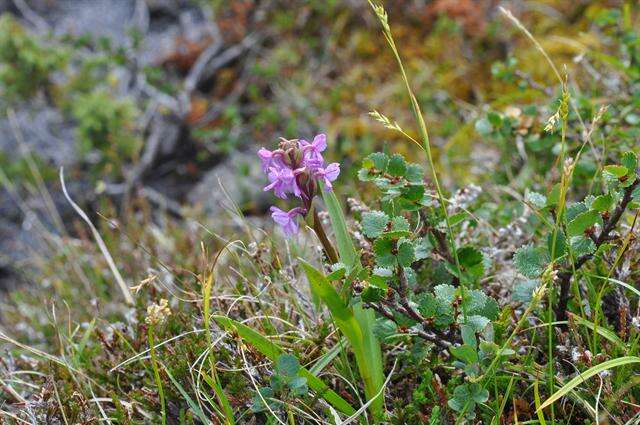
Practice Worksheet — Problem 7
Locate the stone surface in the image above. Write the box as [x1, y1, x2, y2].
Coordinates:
[41, 0, 137, 45]
[0, 105, 77, 168]
[187, 151, 271, 216]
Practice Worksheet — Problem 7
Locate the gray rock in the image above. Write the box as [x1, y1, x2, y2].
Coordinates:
[45, 0, 137, 46]
[0, 106, 77, 168]
[187, 151, 271, 216]
[0, 214, 45, 291]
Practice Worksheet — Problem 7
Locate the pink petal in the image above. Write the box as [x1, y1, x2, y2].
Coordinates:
[312, 134, 327, 152]
[270, 207, 291, 226]
[324, 163, 340, 181]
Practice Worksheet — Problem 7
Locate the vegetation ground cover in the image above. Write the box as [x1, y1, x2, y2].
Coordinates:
[0, 1, 639, 424]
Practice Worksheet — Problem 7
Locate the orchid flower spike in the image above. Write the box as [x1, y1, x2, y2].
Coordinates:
[263, 166, 301, 199]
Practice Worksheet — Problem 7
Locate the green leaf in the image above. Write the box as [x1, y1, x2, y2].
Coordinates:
[413, 237, 431, 260]
[417, 293, 438, 317]
[397, 239, 415, 267]
[448, 395, 471, 413]
[567, 210, 602, 237]
[361, 281, 387, 303]
[288, 376, 308, 396]
[512, 280, 540, 303]
[165, 367, 211, 423]
[547, 231, 567, 260]
[251, 387, 276, 413]
[570, 236, 596, 257]
[450, 344, 478, 364]
[405, 269, 417, 289]
[460, 315, 490, 347]
[621, 151, 637, 175]
[431, 284, 456, 327]
[322, 190, 357, 269]
[298, 260, 384, 419]
[526, 191, 547, 209]
[400, 185, 425, 203]
[405, 164, 424, 183]
[565, 202, 587, 222]
[460, 323, 478, 347]
[462, 315, 490, 331]
[270, 374, 285, 392]
[300, 260, 358, 325]
[213, 315, 356, 416]
[456, 246, 485, 280]
[537, 356, 640, 413]
[373, 238, 396, 267]
[434, 284, 456, 304]
[470, 384, 489, 403]
[466, 289, 499, 320]
[514, 245, 548, 279]
[458, 246, 483, 269]
[447, 212, 469, 227]
[326, 263, 346, 281]
[448, 383, 487, 419]
[387, 154, 407, 177]
[365, 152, 389, 171]
[475, 118, 493, 136]
[390, 216, 410, 232]
[321, 190, 385, 421]
[276, 354, 300, 378]
[568, 313, 624, 349]
[591, 194, 613, 212]
[358, 167, 377, 182]
[361, 211, 389, 238]
[603, 164, 628, 178]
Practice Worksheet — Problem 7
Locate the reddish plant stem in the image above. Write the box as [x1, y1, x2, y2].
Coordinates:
[555, 176, 639, 321]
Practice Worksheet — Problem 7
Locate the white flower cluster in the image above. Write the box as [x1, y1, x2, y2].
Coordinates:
[145, 299, 171, 326]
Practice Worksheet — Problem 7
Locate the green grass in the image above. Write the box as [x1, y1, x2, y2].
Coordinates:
[2, 2, 640, 424]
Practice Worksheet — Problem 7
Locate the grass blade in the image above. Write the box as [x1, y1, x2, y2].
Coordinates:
[165, 367, 210, 424]
[203, 246, 237, 424]
[534, 379, 547, 425]
[308, 337, 348, 376]
[213, 315, 356, 416]
[322, 190, 357, 268]
[537, 356, 640, 413]
[568, 313, 625, 350]
[584, 273, 640, 299]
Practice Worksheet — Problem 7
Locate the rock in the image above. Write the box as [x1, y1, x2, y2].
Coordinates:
[0, 215, 45, 291]
[142, 5, 210, 67]
[0, 105, 77, 168]
[187, 151, 271, 216]
[44, 0, 137, 46]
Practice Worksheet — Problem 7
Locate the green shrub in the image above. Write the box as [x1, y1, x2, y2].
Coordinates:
[0, 15, 67, 101]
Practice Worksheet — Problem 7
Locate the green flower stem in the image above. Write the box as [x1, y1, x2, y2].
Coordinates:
[311, 206, 339, 264]
[147, 325, 167, 425]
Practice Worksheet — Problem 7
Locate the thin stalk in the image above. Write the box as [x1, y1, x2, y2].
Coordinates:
[543, 75, 570, 425]
[148, 326, 167, 425]
[202, 244, 237, 424]
[312, 207, 339, 264]
[368, 3, 464, 312]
